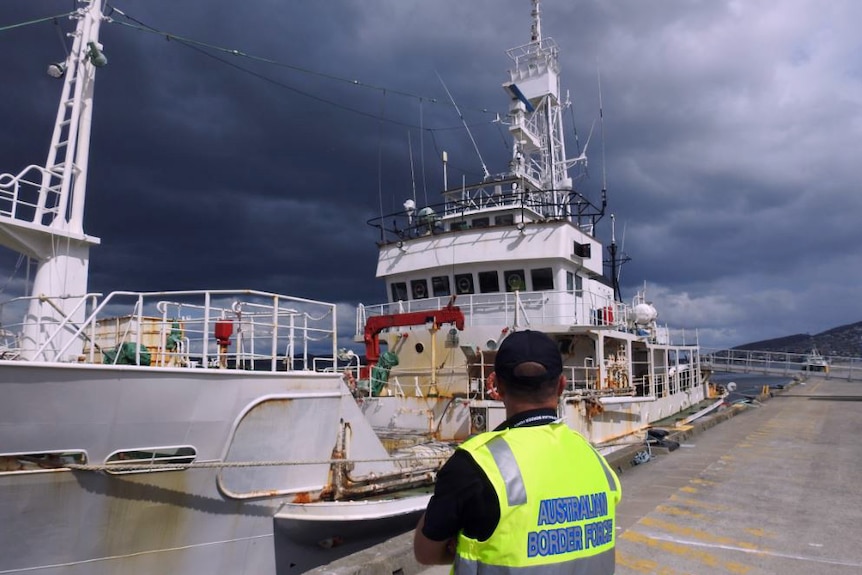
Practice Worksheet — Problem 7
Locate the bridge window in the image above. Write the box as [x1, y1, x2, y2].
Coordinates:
[451, 221, 469, 231]
[574, 241, 591, 258]
[478, 271, 500, 293]
[0, 451, 87, 474]
[411, 279, 429, 299]
[504, 270, 526, 292]
[391, 282, 408, 302]
[105, 446, 196, 475]
[472, 217, 489, 228]
[567, 273, 583, 295]
[531, 268, 554, 291]
[455, 273, 474, 295]
[495, 214, 514, 226]
[432, 276, 451, 297]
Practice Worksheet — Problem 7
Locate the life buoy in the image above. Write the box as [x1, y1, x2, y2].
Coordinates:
[485, 376, 501, 400]
[507, 273, 524, 290]
[413, 282, 427, 299]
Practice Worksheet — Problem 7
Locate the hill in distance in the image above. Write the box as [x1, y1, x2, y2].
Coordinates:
[734, 320, 862, 357]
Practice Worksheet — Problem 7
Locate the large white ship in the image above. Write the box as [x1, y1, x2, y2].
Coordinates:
[0, 2, 439, 573]
[0, 1, 714, 574]
[351, 0, 710, 445]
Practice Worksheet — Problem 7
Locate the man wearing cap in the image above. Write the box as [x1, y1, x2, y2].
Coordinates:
[414, 329, 621, 574]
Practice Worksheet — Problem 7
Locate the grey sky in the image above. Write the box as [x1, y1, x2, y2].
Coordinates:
[2, 0, 861, 351]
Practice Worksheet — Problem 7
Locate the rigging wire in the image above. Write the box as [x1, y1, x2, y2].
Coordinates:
[0, 254, 26, 297]
[598, 66, 607, 194]
[106, 8, 502, 134]
[419, 99, 428, 206]
[53, 17, 70, 58]
[376, 91, 387, 243]
[494, 121, 510, 151]
[436, 71, 490, 180]
[0, 12, 76, 33]
[427, 129, 487, 183]
[408, 130, 417, 207]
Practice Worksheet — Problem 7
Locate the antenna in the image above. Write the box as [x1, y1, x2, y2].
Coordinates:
[436, 71, 490, 180]
[408, 130, 417, 206]
[598, 66, 607, 196]
[531, 0, 542, 42]
[419, 98, 428, 205]
[618, 220, 627, 287]
[605, 214, 630, 302]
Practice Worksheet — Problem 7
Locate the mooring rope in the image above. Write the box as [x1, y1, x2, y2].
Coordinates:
[64, 454, 451, 473]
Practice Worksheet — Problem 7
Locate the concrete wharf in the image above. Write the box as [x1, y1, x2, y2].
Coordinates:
[310, 374, 862, 575]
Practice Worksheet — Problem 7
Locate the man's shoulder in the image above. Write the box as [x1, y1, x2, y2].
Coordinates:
[458, 431, 502, 452]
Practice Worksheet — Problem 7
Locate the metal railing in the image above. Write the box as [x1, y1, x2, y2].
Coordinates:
[357, 288, 626, 333]
[700, 348, 862, 381]
[0, 289, 338, 371]
[0, 165, 62, 227]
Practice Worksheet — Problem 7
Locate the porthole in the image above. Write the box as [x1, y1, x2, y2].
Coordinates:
[0, 450, 87, 474]
[415, 342, 425, 353]
[105, 446, 196, 474]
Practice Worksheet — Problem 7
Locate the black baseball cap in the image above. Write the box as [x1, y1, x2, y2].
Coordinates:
[494, 330, 563, 386]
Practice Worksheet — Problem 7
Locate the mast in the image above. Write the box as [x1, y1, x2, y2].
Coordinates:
[530, 0, 542, 42]
[502, 0, 576, 219]
[0, 0, 105, 360]
[604, 214, 631, 302]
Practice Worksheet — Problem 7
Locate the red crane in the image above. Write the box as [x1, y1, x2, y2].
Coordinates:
[361, 300, 465, 378]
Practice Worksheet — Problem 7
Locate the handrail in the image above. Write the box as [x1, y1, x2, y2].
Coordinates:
[0, 289, 338, 371]
[700, 347, 862, 381]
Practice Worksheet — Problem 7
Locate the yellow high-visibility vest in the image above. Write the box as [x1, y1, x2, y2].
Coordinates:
[454, 423, 620, 575]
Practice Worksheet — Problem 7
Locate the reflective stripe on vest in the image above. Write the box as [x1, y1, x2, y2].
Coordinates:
[591, 447, 619, 493]
[486, 436, 527, 506]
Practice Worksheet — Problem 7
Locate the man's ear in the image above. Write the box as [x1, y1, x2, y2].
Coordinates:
[489, 372, 506, 399]
[556, 374, 567, 396]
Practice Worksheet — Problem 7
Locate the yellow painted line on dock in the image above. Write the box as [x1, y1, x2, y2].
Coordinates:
[625, 530, 862, 571]
[689, 478, 716, 486]
[654, 504, 706, 520]
[638, 517, 763, 552]
[620, 530, 752, 574]
[667, 494, 728, 511]
[742, 527, 775, 540]
[615, 549, 687, 574]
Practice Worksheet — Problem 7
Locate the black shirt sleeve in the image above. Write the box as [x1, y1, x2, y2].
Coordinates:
[421, 449, 500, 542]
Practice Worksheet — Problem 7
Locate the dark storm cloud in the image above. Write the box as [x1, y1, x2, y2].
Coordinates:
[2, 0, 862, 350]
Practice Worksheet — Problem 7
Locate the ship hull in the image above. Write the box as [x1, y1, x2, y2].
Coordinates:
[0, 361, 415, 574]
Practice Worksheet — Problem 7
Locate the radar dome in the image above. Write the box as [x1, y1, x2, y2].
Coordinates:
[417, 207, 437, 224]
[633, 302, 658, 325]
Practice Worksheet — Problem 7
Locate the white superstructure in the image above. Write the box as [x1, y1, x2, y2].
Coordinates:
[354, 0, 710, 445]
